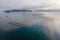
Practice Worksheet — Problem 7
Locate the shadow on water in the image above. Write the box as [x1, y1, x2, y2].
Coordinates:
[1, 24, 51, 40]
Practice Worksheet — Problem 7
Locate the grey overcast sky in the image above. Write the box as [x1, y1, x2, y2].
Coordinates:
[0, 0, 59, 9]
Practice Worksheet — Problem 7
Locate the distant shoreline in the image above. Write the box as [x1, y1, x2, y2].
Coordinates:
[4, 9, 60, 13]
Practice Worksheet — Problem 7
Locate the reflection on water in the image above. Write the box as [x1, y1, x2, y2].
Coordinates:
[0, 24, 51, 40]
[0, 10, 60, 40]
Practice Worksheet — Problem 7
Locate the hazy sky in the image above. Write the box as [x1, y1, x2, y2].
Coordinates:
[0, 0, 59, 9]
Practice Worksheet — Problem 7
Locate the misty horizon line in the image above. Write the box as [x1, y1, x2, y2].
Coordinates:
[4, 9, 60, 13]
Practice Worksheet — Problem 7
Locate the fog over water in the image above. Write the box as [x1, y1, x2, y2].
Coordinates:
[0, 10, 60, 40]
[0, 0, 60, 40]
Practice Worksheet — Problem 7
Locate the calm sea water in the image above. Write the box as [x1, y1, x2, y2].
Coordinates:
[0, 10, 60, 40]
